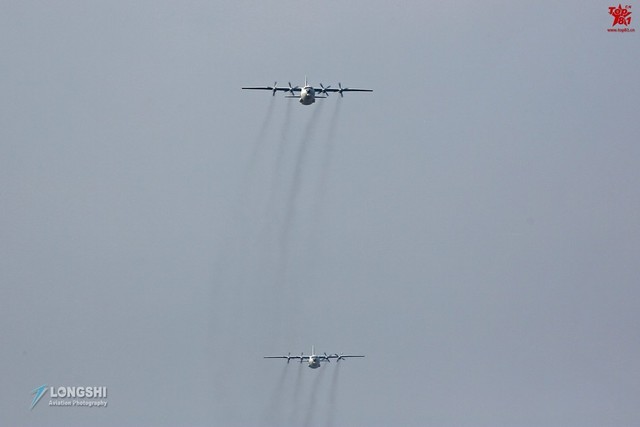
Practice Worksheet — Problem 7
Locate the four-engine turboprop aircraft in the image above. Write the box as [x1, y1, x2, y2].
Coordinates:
[264, 346, 365, 369]
[242, 78, 372, 105]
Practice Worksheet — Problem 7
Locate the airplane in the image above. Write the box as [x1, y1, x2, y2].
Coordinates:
[264, 346, 365, 369]
[242, 77, 372, 105]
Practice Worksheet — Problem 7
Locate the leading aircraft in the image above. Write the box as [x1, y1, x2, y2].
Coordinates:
[242, 78, 372, 105]
[264, 346, 365, 369]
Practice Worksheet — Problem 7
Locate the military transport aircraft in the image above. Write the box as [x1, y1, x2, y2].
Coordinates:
[264, 346, 365, 369]
[242, 78, 372, 105]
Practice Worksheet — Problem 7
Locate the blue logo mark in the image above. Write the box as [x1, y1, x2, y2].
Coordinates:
[31, 384, 48, 410]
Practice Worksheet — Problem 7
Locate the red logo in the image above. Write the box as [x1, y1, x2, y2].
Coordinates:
[609, 4, 632, 26]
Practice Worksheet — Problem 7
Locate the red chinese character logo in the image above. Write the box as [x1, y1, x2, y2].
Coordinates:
[609, 4, 632, 26]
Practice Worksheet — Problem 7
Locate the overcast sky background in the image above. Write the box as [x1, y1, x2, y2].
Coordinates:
[1, 1, 639, 426]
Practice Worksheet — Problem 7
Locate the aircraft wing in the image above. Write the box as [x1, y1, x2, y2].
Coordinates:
[241, 86, 294, 92]
[323, 88, 372, 93]
[326, 354, 365, 360]
[242, 84, 301, 94]
[315, 84, 373, 97]
[264, 354, 307, 361]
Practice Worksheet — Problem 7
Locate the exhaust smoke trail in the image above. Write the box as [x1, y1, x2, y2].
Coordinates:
[280, 101, 325, 253]
[209, 98, 277, 349]
[267, 98, 293, 219]
[264, 98, 293, 252]
[303, 365, 327, 427]
[273, 102, 324, 342]
[224, 96, 277, 256]
[315, 99, 342, 222]
[264, 364, 290, 426]
[264, 100, 295, 347]
[326, 362, 341, 427]
[288, 363, 304, 426]
[232, 96, 277, 233]
[221, 96, 277, 266]
[244, 96, 276, 192]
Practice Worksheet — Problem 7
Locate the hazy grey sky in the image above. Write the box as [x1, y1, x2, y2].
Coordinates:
[1, 1, 639, 426]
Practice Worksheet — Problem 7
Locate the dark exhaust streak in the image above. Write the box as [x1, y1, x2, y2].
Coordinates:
[326, 362, 341, 427]
[264, 363, 289, 426]
[280, 102, 324, 254]
[315, 99, 342, 224]
[288, 363, 305, 426]
[303, 364, 327, 427]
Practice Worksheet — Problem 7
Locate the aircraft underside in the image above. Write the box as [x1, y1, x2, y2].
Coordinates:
[300, 95, 315, 105]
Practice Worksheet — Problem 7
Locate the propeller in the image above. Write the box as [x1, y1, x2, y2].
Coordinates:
[338, 82, 345, 97]
[324, 352, 331, 362]
[300, 352, 304, 363]
[286, 352, 291, 364]
[271, 82, 278, 96]
[319, 83, 331, 96]
[288, 82, 298, 96]
[336, 353, 346, 362]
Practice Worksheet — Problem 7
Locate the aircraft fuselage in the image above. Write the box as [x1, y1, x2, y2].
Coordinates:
[307, 356, 321, 368]
[299, 86, 315, 105]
